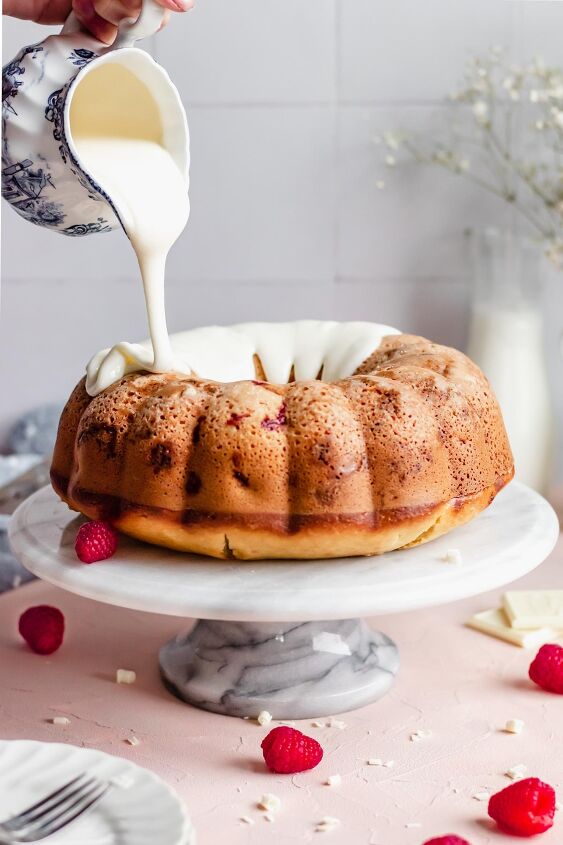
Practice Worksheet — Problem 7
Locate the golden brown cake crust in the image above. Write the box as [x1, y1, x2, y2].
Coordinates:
[51, 334, 514, 560]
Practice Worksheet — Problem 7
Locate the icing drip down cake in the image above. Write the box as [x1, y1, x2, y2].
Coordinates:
[51, 321, 514, 560]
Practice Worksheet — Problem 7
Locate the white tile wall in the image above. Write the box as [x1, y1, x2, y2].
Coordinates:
[155, 0, 337, 104]
[336, 105, 512, 281]
[2, 0, 562, 477]
[338, 0, 513, 103]
[166, 106, 336, 283]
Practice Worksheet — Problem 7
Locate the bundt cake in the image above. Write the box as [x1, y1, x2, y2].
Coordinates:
[50, 321, 514, 560]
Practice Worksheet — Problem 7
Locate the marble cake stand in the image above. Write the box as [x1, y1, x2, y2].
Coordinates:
[9, 483, 559, 719]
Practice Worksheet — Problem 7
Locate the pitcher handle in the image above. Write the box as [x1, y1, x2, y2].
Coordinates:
[60, 0, 165, 46]
[113, 0, 166, 47]
[60, 11, 82, 35]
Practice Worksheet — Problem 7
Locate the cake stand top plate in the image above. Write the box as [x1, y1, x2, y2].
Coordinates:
[9, 483, 559, 622]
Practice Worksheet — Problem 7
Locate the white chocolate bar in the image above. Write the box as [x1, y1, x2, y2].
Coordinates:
[466, 608, 562, 648]
[503, 590, 563, 630]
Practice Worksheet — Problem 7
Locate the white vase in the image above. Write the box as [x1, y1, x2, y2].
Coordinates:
[466, 228, 555, 495]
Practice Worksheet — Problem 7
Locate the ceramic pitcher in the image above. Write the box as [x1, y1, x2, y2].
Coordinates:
[2, 0, 189, 236]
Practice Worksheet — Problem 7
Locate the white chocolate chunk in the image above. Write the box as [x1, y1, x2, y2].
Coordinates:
[263, 813, 274, 823]
[258, 793, 281, 813]
[473, 792, 490, 801]
[325, 774, 342, 787]
[311, 720, 325, 728]
[257, 710, 272, 726]
[410, 729, 432, 742]
[51, 716, 70, 726]
[126, 735, 140, 746]
[504, 590, 563, 629]
[444, 548, 463, 565]
[116, 669, 136, 684]
[315, 816, 341, 833]
[240, 816, 254, 825]
[466, 608, 561, 648]
[505, 719, 524, 734]
[327, 717, 347, 730]
[505, 763, 527, 780]
[367, 758, 383, 766]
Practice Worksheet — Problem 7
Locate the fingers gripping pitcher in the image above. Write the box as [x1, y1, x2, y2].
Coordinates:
[1, 0, 189, 236]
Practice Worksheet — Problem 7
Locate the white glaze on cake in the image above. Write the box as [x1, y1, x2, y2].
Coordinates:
[85, 321, 400, 395]
[69, 59, 189, 377]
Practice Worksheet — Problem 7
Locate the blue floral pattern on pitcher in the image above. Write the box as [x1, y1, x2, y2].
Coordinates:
[2, 45, 44, 116]
[68, 48, 97, 67]
[1, 3, 187, 238]
[1, 32, 118, 236]
[1, 157, 65, 227]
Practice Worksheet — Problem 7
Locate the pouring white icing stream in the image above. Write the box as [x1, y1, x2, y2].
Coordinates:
[69, 59, 189, 375]
[69, 60, 400, 394]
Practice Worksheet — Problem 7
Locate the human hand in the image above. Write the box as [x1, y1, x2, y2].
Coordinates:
[3, 0, 194, 43]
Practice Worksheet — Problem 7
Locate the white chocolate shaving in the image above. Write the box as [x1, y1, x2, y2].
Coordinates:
[505, 719, 525, 734]
[258, 794, 281, 813]
[116, 669, 136, 684]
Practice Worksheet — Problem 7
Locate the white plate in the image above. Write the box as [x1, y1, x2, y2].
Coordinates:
[0, 741, 194, 845]
[8, 483, 560, 621]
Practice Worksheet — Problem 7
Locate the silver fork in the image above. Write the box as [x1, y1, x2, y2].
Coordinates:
[0, 773, 112, 843]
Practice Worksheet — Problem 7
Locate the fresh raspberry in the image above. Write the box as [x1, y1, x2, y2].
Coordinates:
[261, 726, 323, 774]
[488, 777, 556, 836]
[19, 605, 65, 655]
[529, 643, 563, 694]
[422, 837, 471, 845]
[75, 520, 118, 563]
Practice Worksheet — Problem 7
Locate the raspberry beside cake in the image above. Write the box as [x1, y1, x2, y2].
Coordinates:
[51, 323, 514, 560]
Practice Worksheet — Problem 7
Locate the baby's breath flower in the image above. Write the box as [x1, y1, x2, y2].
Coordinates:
[531, 56, 547, 78]
[375, 47, 562, 269]
[383, 130, 402, 151]
[472, 100, 489, 124]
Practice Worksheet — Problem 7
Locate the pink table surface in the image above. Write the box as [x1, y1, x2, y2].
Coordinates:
[1, 539, 562, 845]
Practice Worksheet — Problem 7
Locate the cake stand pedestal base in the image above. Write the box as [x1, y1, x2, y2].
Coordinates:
[158, 618, 399, 719]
